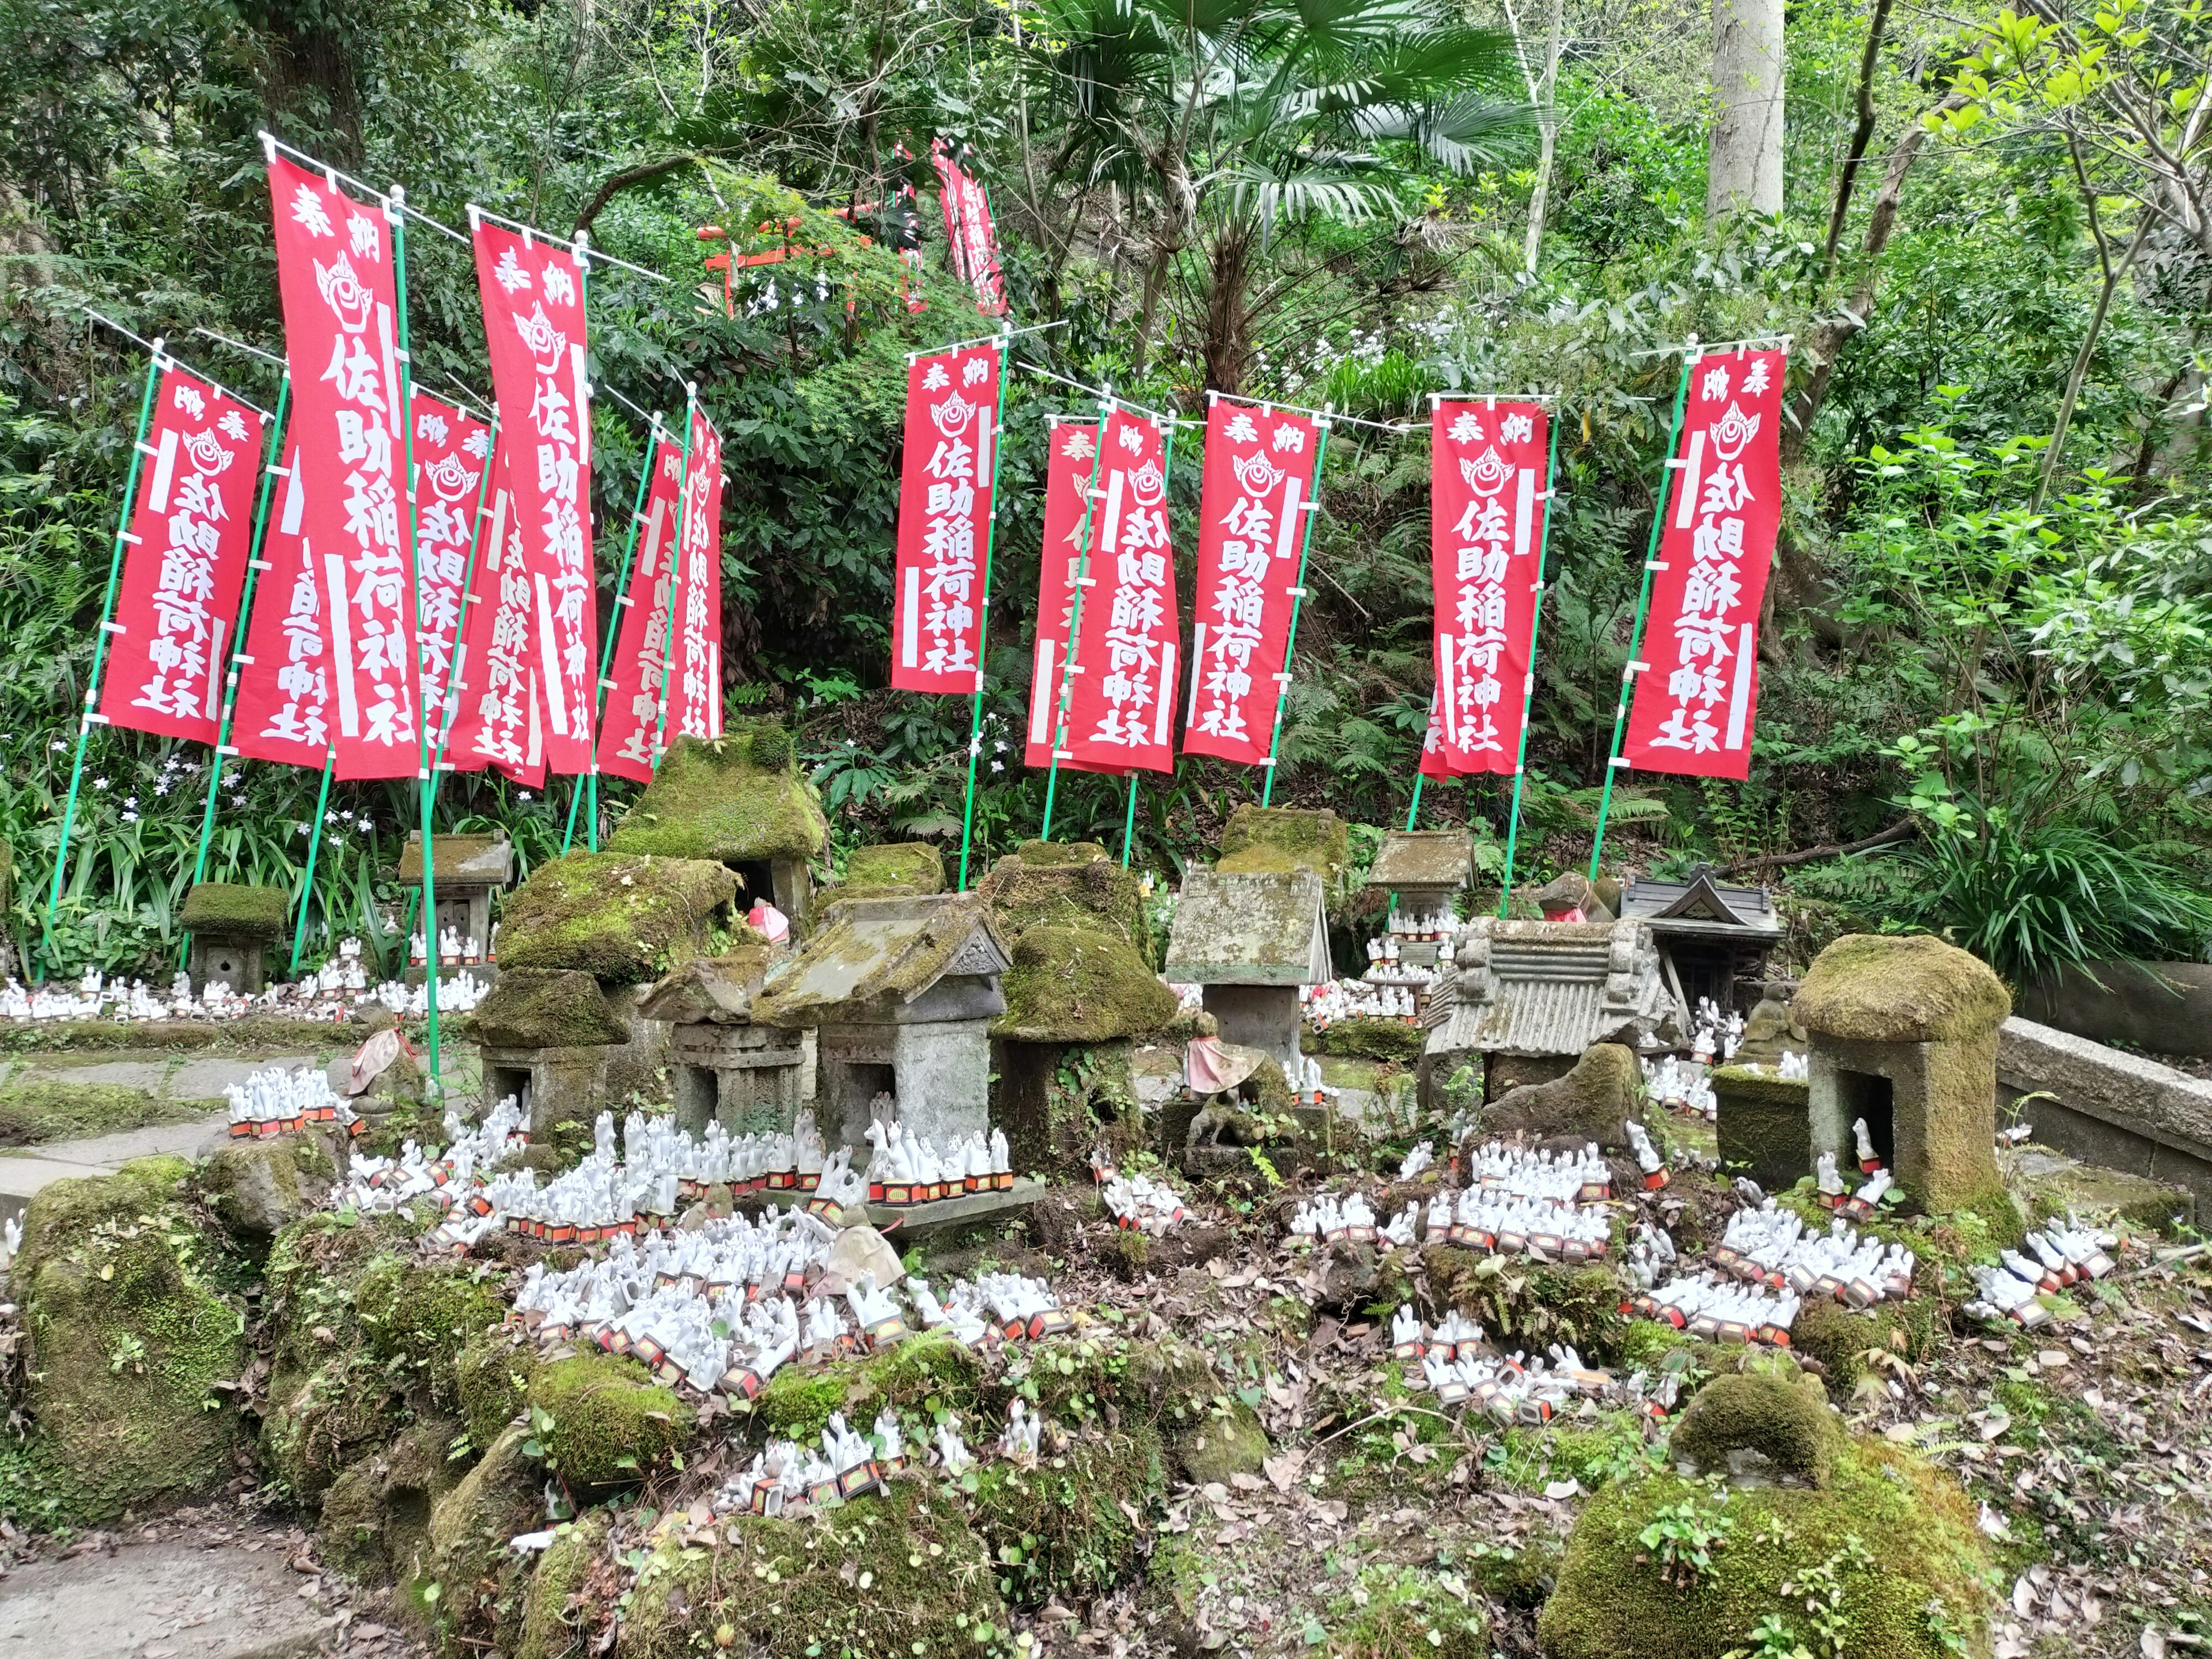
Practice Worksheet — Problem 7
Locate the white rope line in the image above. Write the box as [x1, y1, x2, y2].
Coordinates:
[465, 203, 669, 283]
[189, 327, 286, 372]
[906, 319, 1069, 363]
[84, 311, 275, 422]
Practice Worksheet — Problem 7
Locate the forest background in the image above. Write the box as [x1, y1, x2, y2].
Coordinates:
[0, 0, 2207, 988]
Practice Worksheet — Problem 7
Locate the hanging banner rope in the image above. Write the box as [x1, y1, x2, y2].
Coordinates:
[1430, 400, 1551, 774]
[407, 391, 491, 725]
[264, 150, 421, 781]
[890, 340, 1002, 692]
[468, 211, 598, 777]
[930, 138, 1009, 317]
[594, 431, 684, 783]
[1183, 397, 1322, 768]
[1620, 347, 1787, 778]
[97, 366, 268, 744]
[1059, 407, 1180, 774]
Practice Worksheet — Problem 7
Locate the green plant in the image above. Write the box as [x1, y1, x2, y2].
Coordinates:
[1637, 1493, 1736, 1588]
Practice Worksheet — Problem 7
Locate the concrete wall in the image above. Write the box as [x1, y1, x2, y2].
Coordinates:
[2015, 962, 2212, 1057]
[1997, 1016, 2212, 1209]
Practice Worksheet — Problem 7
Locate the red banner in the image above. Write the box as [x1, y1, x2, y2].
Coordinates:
[930, 139, 1008, 316]
[267, 156, 419, 780]
[231, 421, 335, 769]
[1419, 688, 1453, 778]
[595, 435, 687, 784]
[1431, 401, 1548, 773]
[1055, 409, 1179, 774]
[1623, 349, 1786, 779]
[1183, 399, 1320, 766]
[408, 392, 490, 733]
[442, 437, 546, 785]
[1024, 418, 1103, 771]
[471, 219, 597, 775]
[672, 408, 724, 743]
[98, 368, 266, 744]
[890, 342, 999, 692]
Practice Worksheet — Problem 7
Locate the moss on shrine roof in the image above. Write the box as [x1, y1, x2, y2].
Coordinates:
[753, 893, 1008, 1026]
[825, 841, 946, 910]
[606, 725, 827, 866]
[178, 882, 290, 938]
[469, 967, 631, 1050]
[1794, 934, 2010, 1044]
[1215, 805, 1351, 885]
[496, 852, 737, 986]
[994, 925, 1178, 1044]
[398, 834, 514, 884]
[977, 843, 1146, 950]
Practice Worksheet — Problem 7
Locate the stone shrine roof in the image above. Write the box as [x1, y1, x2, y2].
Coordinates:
[1164, 868, 1332, 987]
[1364, 830, 1474, 895]
[1427, 917, 1680, 1058]
[755, 893, 1010, 1027]
[399, 833, 514, 886]
[1618, 868, 1782, 942]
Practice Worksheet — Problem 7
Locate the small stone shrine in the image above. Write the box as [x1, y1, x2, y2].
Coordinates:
[399, 832, 513, 975]
[607, 722, 828, 926]
[754, 893, 1010, 1153]
[179, 881, 289, 995]
[1792, 933, 2010, 1211]
[1423, 916, 1679, 1098]
[1363, 830, 1472, 968]
[472, 966, 635, 1136]
[1616, 865, 1783, 1010]
[637, 939, 802, 1137]
[1164, 867, 1332, 1069]
[1711, 979, 1812, 1189]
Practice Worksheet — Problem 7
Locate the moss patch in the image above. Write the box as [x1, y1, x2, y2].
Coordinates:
[518, 1513, 610, 1659]
[618, 1484, 1007, 1659]
[0, 1080, 210, 1147]
[1791, 1296, 1937, 1402]
[1670, 1368, 1843, 1487]
[1794, 933, 2010, 1043]
[1421, 1249, 1627, 1360]
[458, 1326, 545, 1452]
[1480, 1041, 1644, 1151]
[1711, 1066, 1813, 1189]
[1539, 1437, 1991, 1659]
[606, 727, 828, 865]
[527, 1354, 694, 1490]
[178, 881, 289, 937]
[1321, 1563, 1491, 1658]
[497, 853, 738, 986]
[835, 841, 947, 904]
[1316, 1019, 1426, 1065]
[427, 1423, 545, 1653]
[1216, 805, 1352, 885]
[749, 1330, 982, 1444]
[470, 967, 632, 1049]
[358, 1256, 507, 1413]
[971, 1426, 1165, 1606]
[977, 843, 1149, 950]
[993, 925, 1177, 1043]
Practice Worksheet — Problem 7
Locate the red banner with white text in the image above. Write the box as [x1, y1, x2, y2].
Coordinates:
[1622, 349, 1786, 779]
[1024, 418, 1111, 771]
[1183, 399, 1320, 766]
[890, 342, 999, 692]
[930, 139, 1008, 317]
[231, 421, 336, 769]
[408, 393, 490, 733]
[1431, 401, 1548, 774]
[1059, 408, 1179, 774]
[98, 368, 266, 744]
[267, 156, 419, 780]
[672, 408, 724, 743]
[471, 219, 597, 775]
[596, 435, 687, 783]
[1419, 689, 1453, 779]
[442, 437, 546, 785]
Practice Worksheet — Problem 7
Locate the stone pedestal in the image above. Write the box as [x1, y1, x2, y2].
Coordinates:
[480, 1044, 612, 1138]
[1713, 1065, 1812, 1191]
[671, 1021, 805, 1137]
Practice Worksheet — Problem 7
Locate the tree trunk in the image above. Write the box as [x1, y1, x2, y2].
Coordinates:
[1706, 0, 1785, 224]
[1203, 233, 1252, 396]
[1522, 0, 1566, 274]
[259, 3, 365, 168]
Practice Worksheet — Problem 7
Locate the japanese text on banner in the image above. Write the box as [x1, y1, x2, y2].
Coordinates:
[266, 156, 419, 780]
[596, 437, 687, 783]
[230, 424, 336, 769]
[443, 436, 546, 785]
[930, 139, 1008, 316]
[471, 221, 597, 775]
[1181, 400, 1319, 767]
[673, 410, 724, 743]
[1060, 409, 1179, 774]
[1023, 418, 1108, 771]
[408, 393, 490, 726]
[99, 369, 263, 745]
[1430, 402, 1548, 775]
[889, 343, 999, 693]
[1622, 349, 1786, 780]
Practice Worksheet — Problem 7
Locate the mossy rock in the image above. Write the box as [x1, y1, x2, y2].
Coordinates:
[177, 880, 289, 938]
[518, 1513, 611, 1659]
[1174, 1402, 1270, 1485]
[1536, 1437, 1992, 1659]
[1791, 1297, 1937, 1402]
[1464, 1536, 1563, 1608]
[1480, 1041, 1644, 1152]
[977, 843, 1149, 951]
[831, 841, 947, 907]
[616, 1483, 1006, 1659]
[605, 728, 827, 866]
[358, 1256, 507, 1412]
[470, 967, 631, 1049]
[1321, 1563, 1492, 1658]
[1711, 1065, 1812, 1191]
[1670, 1368, 1843, 1487]
[1215, 805, 1351, 885]
[527, 1354, 694, 1491]
[497, 853, 739, 986]
[196, 1134, 336, 1245]
[1794, 933, 2010, 1043]
[1496, 1408, 1662, 1494]
[457, 1326, 545, 1451]
[969, 1425, 1165, 1606]
[1316, 1018, 1426, 1065]
[16, 1157, 250, 1521]
[993, 925, 1177, 1043]
[750, 1330, 983, 1444]
[0, 1080, 207, 1149]
[1420, 1250, 1627, 1361]
[319, 1414, 466, 1585]
[427, 1423, 546, 1652]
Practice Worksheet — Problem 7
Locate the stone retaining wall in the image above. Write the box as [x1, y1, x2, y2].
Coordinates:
[1997, 1015, 2212, 1209]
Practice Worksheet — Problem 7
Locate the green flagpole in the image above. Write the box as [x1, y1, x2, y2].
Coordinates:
[182, 373, 292, 965]
[1498, 408, 1565, 917]
[389, 184, 440, 1088]
[953, 328, 1013, 891]
[289, 748, 336, 972]
[429, 408, 501, 780]
[1037, 395, 1111, 844]
[650, 386, 700, 769]
[566, 400, 658, 857]
[1588, 340, 1696, 881]
[45, 340, 166, 979]
[1405, 772, 1423, 831]
[1259, 414, 1332, 806]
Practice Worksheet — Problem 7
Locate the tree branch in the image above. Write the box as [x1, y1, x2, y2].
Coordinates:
[1823, 0, 1894, 275]
[573, 153, 717, 236]
[1719, 818, 1917, 873]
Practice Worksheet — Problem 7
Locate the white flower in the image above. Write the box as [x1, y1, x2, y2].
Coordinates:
[520, 791, 533, 801]
[990, 761, 1003, 772]
[123, 796, 137, 809]
[123, 811, 139, 823]
[93, 777, 108, 790]
[50, 740, 65, 752]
